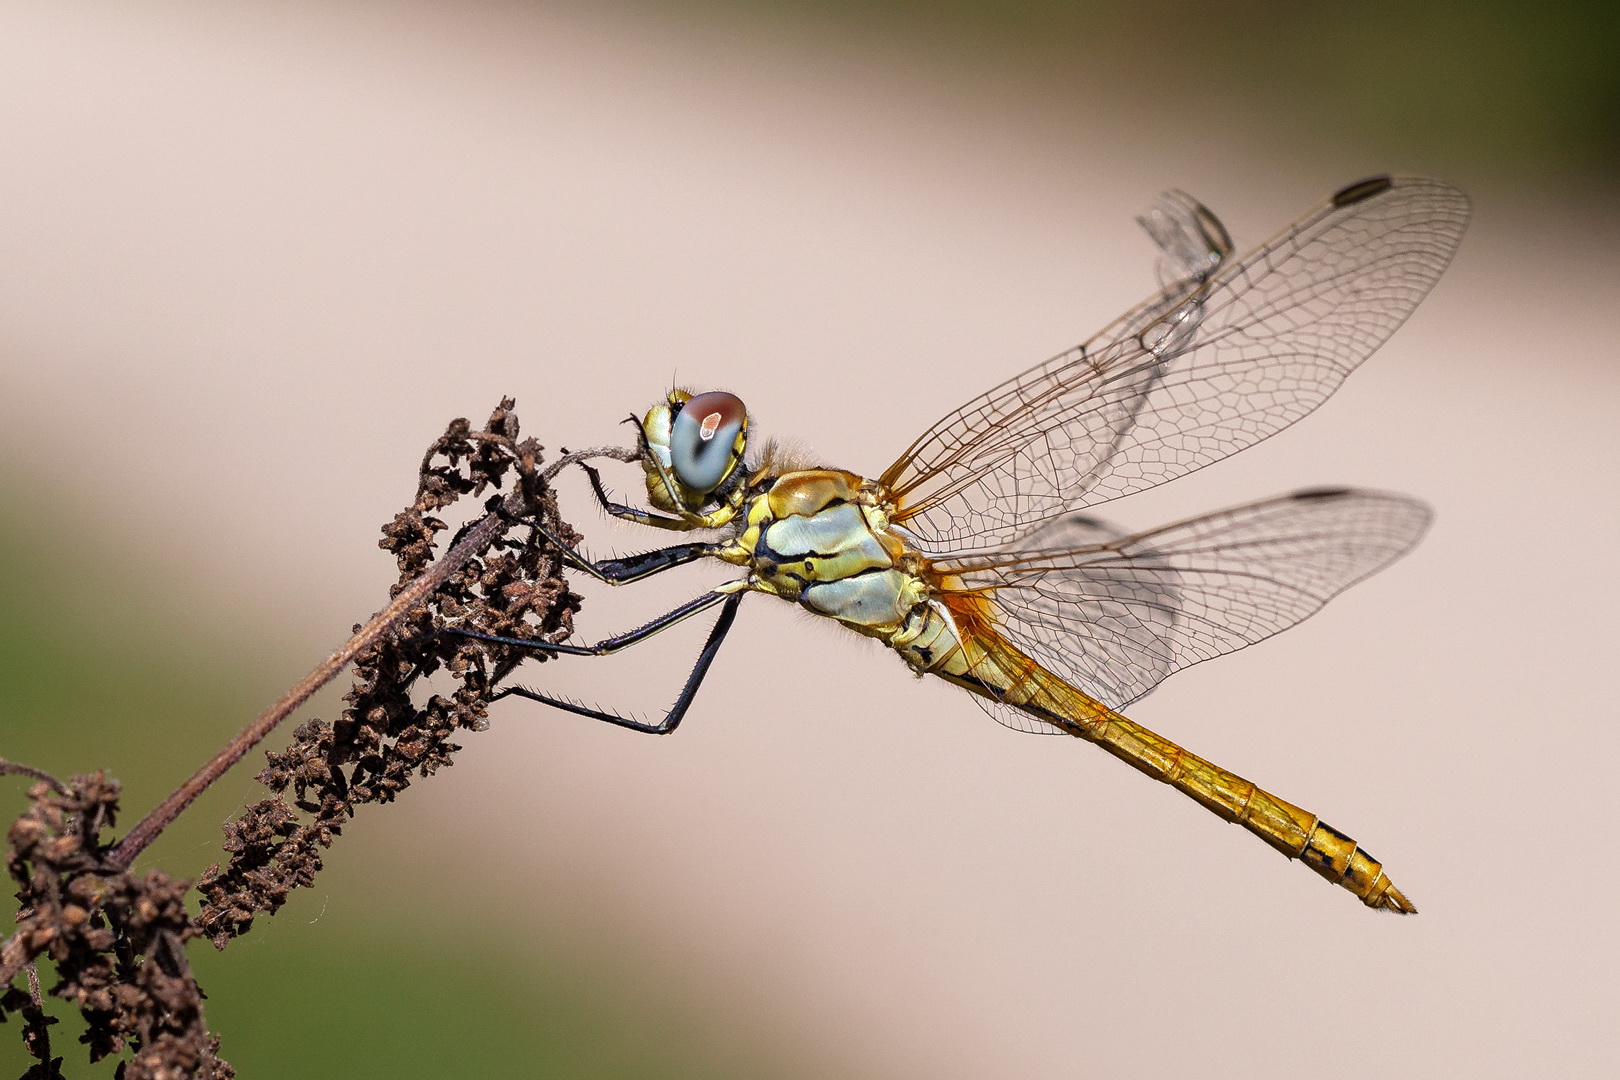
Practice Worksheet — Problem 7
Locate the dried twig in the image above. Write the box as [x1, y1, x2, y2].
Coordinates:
[3, 772, 232, 1077]
[105, 492, 518, 872]
[2, 400, 630, 1077]
[0, 962, 63, 1079]
[105, 437, 631, 877]
[0, 762, 64, 796]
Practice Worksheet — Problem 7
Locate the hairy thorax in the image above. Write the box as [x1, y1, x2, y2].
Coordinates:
[715, 469, 928, 634]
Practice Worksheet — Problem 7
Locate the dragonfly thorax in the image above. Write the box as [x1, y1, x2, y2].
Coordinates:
[721, 468, 932, 637]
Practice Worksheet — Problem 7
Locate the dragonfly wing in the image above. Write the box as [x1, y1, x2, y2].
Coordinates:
[948, 488, 1432, 714]
[970, 693, 1064, 736]
[963, 511, 1161, 735]
[881, 176, 1469, 556]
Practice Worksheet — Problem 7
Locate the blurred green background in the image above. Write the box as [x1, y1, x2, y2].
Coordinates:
[721, 0, 1620, 186]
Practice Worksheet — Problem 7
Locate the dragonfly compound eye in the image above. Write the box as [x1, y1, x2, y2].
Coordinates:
[669, 390, 747, 494]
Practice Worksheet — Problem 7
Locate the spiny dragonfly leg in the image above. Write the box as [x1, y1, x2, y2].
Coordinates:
[444, 590, 744, 735]
[577, 460, 693, 531]
[494, 504, 714, 585]
[576, 541, 716, 584]
[443, 587, 734, 657]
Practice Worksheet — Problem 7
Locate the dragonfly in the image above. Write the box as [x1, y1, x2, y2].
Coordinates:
[454, 174, 1469, 912]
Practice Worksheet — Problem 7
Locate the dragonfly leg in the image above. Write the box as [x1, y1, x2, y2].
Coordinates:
[442, 587, 737, 657]
[576, 461, 694, 531]
[493, 504, 715, 585]
[577, 541, 716, 585]
[471, 590, 744, 734]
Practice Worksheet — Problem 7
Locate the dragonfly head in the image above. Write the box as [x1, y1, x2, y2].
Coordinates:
[638, 389, 750, 514]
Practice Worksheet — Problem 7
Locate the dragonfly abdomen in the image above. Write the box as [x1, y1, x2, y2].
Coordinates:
[926, 560, 1419, 912]
[1086, 711, 1415, 912]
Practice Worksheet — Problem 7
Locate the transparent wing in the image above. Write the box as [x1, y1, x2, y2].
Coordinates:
[970, 694, 1062, 736]
[947, 488, 1431, 722]
[880, 176, 1469, 556]
[960, 509, 1171, 735]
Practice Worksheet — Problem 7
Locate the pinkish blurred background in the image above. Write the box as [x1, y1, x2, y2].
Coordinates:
[2, 1, 1617, 1077]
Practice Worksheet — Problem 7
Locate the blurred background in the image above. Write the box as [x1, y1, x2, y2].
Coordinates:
[2, 1, 1616, 1076]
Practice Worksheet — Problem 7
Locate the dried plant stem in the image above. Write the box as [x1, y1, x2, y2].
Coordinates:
[106, 444, 631, 872]
[1, 763, 66, 986]
[0, 443, 634, 991]
[103, 498, 521, 872]
[24, 962, 52, 1070]
[0, 938, 29, 994]
[0, 758, 66, 793]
